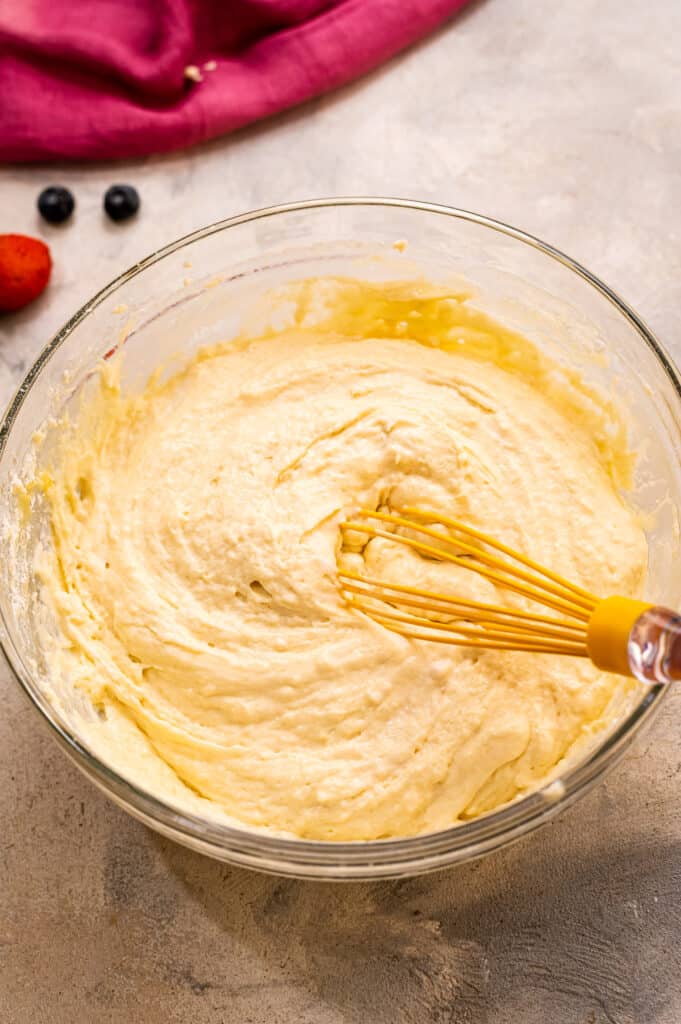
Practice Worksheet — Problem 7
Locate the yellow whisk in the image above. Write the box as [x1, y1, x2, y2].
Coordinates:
[338, 507, 681, 685]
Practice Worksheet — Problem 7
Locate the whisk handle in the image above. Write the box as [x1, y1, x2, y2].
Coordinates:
[587, 597, 681, 684]
[627, 606, 681, 685]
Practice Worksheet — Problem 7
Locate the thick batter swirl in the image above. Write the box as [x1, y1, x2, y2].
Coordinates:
[37, 280, 647, 839]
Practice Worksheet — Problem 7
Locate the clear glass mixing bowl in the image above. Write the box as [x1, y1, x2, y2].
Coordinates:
[1, 198, 680, 880]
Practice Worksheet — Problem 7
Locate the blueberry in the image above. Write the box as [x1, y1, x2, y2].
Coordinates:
[37, 186, 75, 224]
[104, 184, 140, 222]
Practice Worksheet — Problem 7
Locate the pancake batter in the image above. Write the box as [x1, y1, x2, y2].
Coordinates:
[35, 279, 647, 840]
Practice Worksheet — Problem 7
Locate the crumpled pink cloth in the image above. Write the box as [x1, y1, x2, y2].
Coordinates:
[0, 0, 470, 162]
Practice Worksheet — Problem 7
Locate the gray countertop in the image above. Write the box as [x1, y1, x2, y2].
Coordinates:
[2, 1, 681, 1021]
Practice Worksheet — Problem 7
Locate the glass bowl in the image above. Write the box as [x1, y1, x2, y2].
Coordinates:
[1, 198, 680, 880]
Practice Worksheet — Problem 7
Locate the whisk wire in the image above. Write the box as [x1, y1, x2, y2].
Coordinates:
[402, 506, 598, 604]
[353, 602, 589, 651]
[340, 573, 588, 637]
[342, 519, 594, 620]
[370, 617, 590, 656]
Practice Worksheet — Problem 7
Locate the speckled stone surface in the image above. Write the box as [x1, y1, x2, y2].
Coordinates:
[2, 1, 681, 1021]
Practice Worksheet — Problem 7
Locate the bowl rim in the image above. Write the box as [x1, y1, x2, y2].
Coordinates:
[0, 196, 676, 878]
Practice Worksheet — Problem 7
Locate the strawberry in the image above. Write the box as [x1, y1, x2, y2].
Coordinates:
[0, 234, 52, 312]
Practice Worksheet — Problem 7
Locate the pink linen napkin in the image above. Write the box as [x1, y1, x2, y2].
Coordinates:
[0, 0, 471, 162]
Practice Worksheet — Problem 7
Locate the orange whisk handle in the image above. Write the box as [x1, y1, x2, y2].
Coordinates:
[587, 596, 681, 684]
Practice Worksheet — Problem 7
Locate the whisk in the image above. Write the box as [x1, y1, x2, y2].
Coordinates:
[338, 507, 681, 685]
